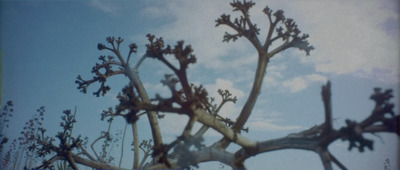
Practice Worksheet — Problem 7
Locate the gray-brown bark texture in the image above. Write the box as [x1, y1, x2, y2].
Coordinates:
[33, 1, 399, 169]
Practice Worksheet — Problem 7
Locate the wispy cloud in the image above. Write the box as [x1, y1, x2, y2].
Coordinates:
[282, 74, 328, 93]
[248, 112, 303, 131]
[139, 1, 257, 70]
[264, 63, 328, 93]
[289, 0, 400, 83]
[87, 0, 118, 15]
[140, 0, 399, 83]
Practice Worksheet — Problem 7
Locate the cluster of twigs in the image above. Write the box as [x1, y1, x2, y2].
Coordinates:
[1, 105, 46, 170]
[0, 101, 13, 153]
[25, 0, 399, 169]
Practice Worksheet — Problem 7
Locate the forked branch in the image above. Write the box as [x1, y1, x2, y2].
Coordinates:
[33, 1, 398, 170]
[215, 0, 314, 141]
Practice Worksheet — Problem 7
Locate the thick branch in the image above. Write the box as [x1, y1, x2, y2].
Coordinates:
[232, 54, 269, 132]
[125, 66, 163, 147]
[35, 155, 63, 169]
[65, 152, 78, 170]
[317, 148, 333, 170]
[147, 146, 235, 169]
[364, 124, 399, 134]
[71, 154, 123, 170]
[36, 154, 124, 170]
[194, 146, 235, 167]
[234, 134, 319, 164]
[193, 107, 256, 148]
[321, 81, 333, 136]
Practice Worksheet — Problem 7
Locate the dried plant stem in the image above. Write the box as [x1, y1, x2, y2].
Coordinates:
[119, 122, 128, 168]
[132, 122, 139, 169]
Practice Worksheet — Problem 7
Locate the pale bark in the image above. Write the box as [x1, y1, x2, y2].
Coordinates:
[232, 55, 269, 133]
[37, 2, 398, 169]
[125, 65, 163, 147]
[194, 107, 257, 148]
[132, 122, 139, 169]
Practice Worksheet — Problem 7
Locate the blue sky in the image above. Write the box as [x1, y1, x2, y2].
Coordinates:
[0, 0, 399, 169]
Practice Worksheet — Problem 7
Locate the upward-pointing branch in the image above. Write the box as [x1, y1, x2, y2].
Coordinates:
[231, 54, 269, 133]
[214, 0, 313, 149]
[321, 81, 333, 136]
[124, 66, 164, 148]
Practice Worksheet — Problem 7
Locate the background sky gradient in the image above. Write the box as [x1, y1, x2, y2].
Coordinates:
[1, 0, 399, 169]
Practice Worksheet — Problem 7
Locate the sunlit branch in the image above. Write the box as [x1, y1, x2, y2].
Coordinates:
[133, 54, 149, 70]
[132, 122, 140, 169]
[127, 68, 164, 147]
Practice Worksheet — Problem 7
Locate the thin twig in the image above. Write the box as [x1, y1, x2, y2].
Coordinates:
[119, 122, 128, 168]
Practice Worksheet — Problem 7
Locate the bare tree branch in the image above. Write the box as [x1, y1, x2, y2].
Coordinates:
[118, 123, 128, 168]
[329, 152, 347, 170]
[132, 122, 139, 169]
[321, 81, 333, 136]
[317, 148, 333, 170]
[30, 1, 398, 170]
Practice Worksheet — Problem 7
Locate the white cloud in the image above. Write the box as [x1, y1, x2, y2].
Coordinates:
[288, 0, 400, 83]
[305, 74, 328, 83]
[281, 74, 328, 93]
[87, 1, 118, 15]
[185, 1, 397, 82]
[137, 0, 399, 83]
[263, 62, 328, 93]
[264, 64, 287, 89]
[282, 77, 308, 93]
[141, 6, 170, 19]
[139, 1, 259, 71]
[135, 1, 400, 93]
